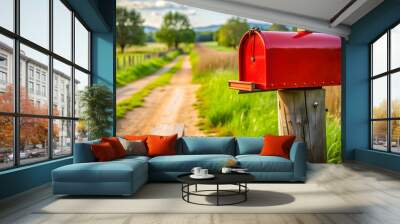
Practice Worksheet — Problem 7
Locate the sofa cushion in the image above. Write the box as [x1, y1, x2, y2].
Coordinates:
[236, 155, 293, 172]
[101, 137, 127, 158]
[147, 134, 178, 157]
[236, 137, 263, 155]
[149, 154, 235, 172]
[260, 135, 296, 159]
[179, 137, 235, 155]
[91, 142, 118, 161]
[53, 159, 147, 183]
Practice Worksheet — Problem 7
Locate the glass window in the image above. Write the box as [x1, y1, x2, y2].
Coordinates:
[20, 44, 49, 115]
[0, 35, 13, 113]
[0, 116, 14, 169]
[391, 72, 400, 117]
[74, 18, 89, 70]
[75, 120, 88, 143]
[20, 0, 49, 49]
[74, 69, 89, 118]
[53, 59, 72, 117]
[372, 121, 388, 151]
[371, 25, 400, 153]
[0, 0, 92, 170]
[53, 119, 72, 157]
[19, 117, 49, 165]
[0, 0, 14, 31]
[391, 120, 400, 153]
[391, 24, 400, 70]
[372, 77, 387, 119]
[372, 33, 387, 76]
[53, 0, 72, 60]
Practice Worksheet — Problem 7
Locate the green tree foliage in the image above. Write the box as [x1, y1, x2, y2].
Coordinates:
[267, 23, 290, 31]
[196, 31, 214, 42]
[155, 12, 195, 49]
[116, 7, 145, 53]
[216, 17, 249, 49]
[80, 84, 113, 140]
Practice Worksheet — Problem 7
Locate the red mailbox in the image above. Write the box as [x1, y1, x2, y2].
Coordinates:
[229, 30, 341, 92]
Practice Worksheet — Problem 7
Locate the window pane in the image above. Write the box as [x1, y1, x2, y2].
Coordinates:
[75, 18, 89, 70]
[53, 59, 72, 117]
[372, 121, 388, 151]
[20, 117, 49, 165]
[75, 120, 88, 143]
[53, 119, 72, 157]
[0, 0, 14, 31]
[391, 72, 400, 117]
[74, 69, 89, 118]
[372, 33, 387, 76]
[372, 77, 387, 118]
[53, 0, 72, 60]
[0, 35, 14, 112]
[391, 120, 400, 153]
[20, 44, 49, 115]
[0, 116, 13, 170]
[20, 0, 49, 49]
[392, 24, 400, 70]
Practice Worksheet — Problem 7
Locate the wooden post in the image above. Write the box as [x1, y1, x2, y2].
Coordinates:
[278, 89, 326, 163]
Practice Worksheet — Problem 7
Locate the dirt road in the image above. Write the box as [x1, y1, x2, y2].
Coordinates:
[116, 56, 204, 136]
[116, 58, 179, 103]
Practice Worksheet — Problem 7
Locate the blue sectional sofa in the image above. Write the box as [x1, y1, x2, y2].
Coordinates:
[52, 137, 306, 196]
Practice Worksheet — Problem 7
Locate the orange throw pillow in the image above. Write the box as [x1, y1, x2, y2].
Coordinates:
[260, 135, 296, 159]
[91, 142, 117, 162]
[101, 137, 126, 158]
[146, 134, 178, 157]
[124, 135, 148, 141]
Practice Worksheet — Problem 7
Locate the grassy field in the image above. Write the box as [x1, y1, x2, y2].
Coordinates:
[116, 57, 184, 119]
[116, 43, 168, 54]
[192, 43, 342, 163]
[201, 41, 236, 52]
[116, 50, 179, 87]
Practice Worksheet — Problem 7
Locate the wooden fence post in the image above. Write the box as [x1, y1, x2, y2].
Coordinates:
[277, 88, 326, 163]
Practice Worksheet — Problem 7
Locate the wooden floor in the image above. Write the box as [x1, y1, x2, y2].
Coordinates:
[1, 162, 400, 224]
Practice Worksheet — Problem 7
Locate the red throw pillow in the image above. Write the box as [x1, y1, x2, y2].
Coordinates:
[260, 135, 296, 159]
[124, 135, 148, 141]
[101, 137, 126, 158]
[146, 134, 177, 157]
[91, 142, 117, 162]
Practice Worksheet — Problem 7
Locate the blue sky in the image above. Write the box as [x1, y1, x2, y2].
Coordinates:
[117, 0, 269, 28]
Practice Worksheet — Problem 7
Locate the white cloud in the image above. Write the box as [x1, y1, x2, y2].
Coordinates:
[117, 0, 187, 11]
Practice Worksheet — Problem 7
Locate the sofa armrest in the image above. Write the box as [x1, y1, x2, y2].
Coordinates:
[73, 140, 99, 163]
[289, 141, 307, 181]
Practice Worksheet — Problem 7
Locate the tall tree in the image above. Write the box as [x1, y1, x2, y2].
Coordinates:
[217, 17, 249, 49]
[155, 12, 195, 49]
[267, 23, 289, 31]
[116, 7, 145, 53]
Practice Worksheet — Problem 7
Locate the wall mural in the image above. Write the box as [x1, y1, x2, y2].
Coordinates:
[115, 0, 342, 163]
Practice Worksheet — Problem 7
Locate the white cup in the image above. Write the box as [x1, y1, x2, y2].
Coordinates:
[191, 167, 202, 176]
[221, 167, 232, 174]
[200, 169, 208, 176]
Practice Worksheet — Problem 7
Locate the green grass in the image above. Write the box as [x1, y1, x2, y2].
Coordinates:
[116, 58, 184, 119]
[326, 115, 342, 163]
[116, 50, 179, 87]
[201, 41, 236, 52]
[194, 70, 278, 136]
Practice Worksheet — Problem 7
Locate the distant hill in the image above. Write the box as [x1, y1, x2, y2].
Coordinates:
[194, 22, 271, 33]
[144, 26, 158, 33]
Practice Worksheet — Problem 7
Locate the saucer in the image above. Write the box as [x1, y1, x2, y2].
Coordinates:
[190, 174, 215, 179]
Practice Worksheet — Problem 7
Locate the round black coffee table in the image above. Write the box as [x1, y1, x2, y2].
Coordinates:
[177, 173, 255, 206]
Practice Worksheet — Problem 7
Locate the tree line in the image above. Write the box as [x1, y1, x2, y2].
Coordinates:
[116, 7, 295, 52]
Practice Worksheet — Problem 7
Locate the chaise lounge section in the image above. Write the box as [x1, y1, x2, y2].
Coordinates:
[52, 137, 306, 196]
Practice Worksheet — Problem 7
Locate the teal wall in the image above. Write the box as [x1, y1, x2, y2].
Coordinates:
[0, 0, 116, 200]
[343, 0, 400, 171]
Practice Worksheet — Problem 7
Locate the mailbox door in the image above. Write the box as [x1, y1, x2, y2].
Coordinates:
[239, 32, 267, 89]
